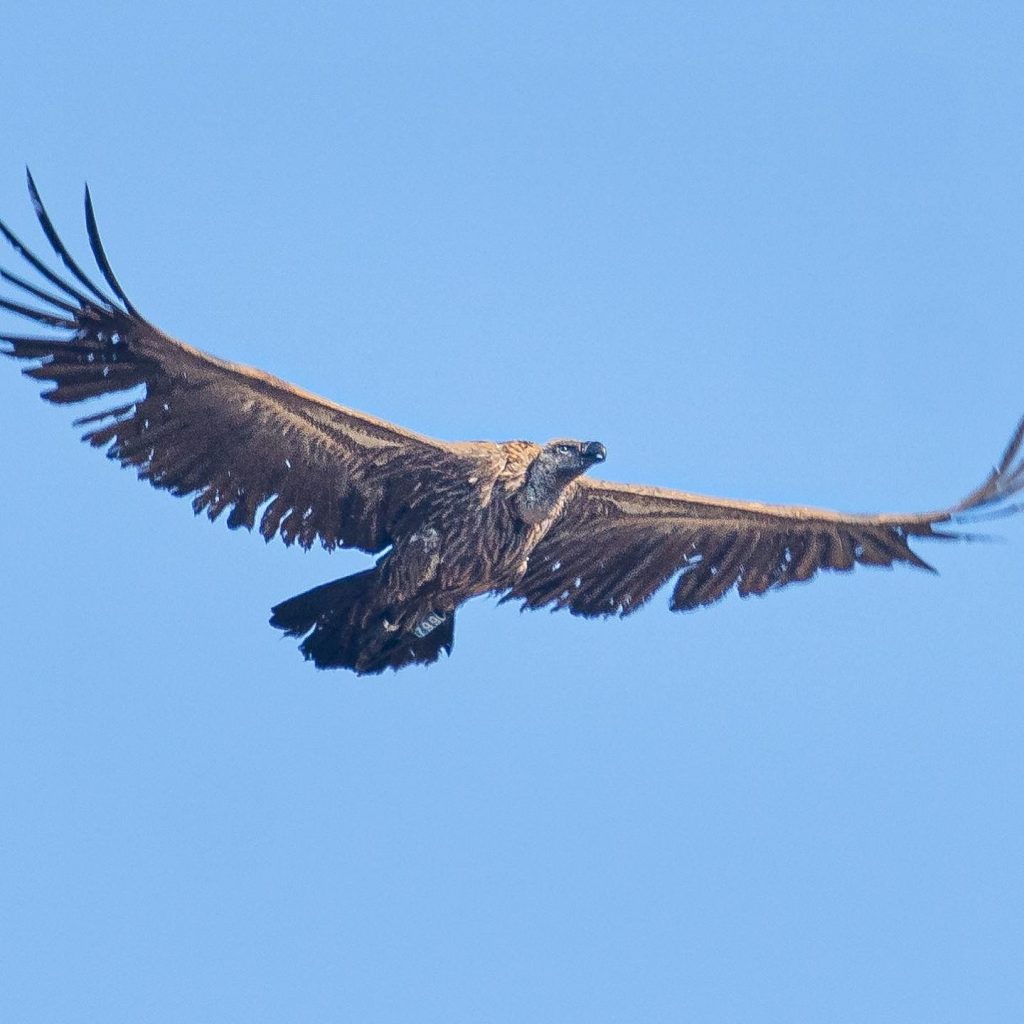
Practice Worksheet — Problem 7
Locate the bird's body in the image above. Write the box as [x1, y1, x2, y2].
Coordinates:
[2, 172, 1023, 674]
[270, 437, 604, 672]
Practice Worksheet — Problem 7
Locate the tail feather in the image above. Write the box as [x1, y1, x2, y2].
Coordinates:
[269, 569, 454, 675]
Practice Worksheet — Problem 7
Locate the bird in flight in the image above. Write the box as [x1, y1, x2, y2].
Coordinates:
[2, 172, 1022, 674]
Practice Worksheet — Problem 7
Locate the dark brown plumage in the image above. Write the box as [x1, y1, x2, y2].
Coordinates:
[2, 172, 1023, 674]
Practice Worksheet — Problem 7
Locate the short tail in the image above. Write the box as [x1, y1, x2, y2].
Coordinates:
[269, 569, 455, 675]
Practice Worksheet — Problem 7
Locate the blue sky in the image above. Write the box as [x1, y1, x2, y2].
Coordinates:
[2, 3, 1024, 1021]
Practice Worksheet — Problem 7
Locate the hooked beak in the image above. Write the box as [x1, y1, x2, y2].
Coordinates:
[584, 441, 607, 464]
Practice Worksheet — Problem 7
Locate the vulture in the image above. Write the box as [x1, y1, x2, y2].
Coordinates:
[2, 173, 1023, 675]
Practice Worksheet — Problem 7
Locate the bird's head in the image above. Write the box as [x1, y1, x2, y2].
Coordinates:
[537, 439, 607, 481]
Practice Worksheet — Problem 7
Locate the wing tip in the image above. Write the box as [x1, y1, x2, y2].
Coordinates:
[22, 170, 118, 309]
[2, 171, 145, 324]
[947, 415, 1024, 521]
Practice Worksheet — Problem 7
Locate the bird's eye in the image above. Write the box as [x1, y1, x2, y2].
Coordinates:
[556, 444, 573, 454]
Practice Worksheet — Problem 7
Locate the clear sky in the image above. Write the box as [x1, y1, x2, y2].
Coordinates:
[2, 3, 1023, 1022]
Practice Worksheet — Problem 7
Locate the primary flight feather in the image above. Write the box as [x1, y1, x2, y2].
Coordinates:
[2, 172, 1022, 674]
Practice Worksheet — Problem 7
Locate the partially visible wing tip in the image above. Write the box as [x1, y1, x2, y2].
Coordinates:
[25, 169, 113, 307]
[951, 415, 1024, 515]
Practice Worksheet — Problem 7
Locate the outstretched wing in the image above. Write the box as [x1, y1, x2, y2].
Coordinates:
[0, 172, 490, 553]
[509, 421, 1024, 616]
